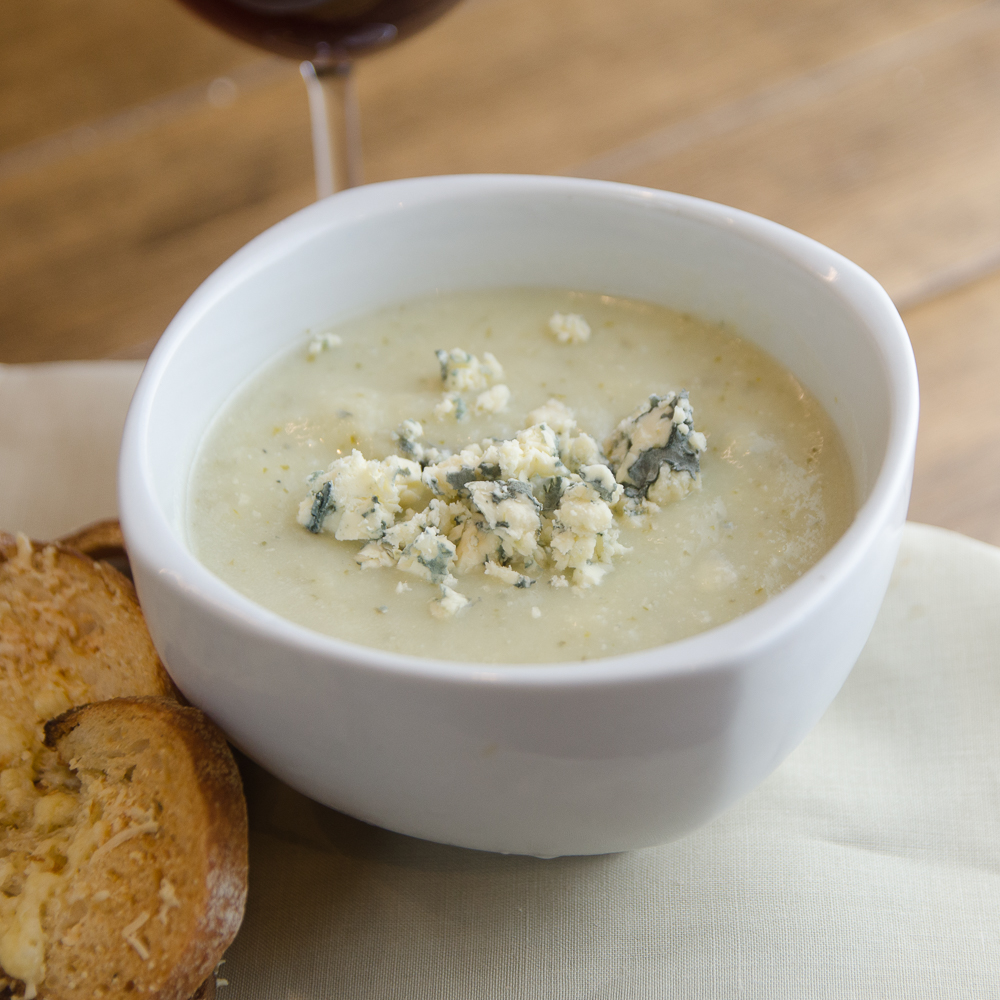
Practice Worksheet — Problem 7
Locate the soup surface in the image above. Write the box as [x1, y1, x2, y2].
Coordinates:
[187, 288, 854, 663]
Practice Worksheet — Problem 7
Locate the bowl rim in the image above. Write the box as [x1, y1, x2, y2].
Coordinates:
[120, 173, 919, 690]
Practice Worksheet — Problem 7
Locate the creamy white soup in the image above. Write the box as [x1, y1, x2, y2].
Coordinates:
[187, 288, 854, 664]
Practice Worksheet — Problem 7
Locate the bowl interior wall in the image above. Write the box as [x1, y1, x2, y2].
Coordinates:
[146, 186, 891, 533]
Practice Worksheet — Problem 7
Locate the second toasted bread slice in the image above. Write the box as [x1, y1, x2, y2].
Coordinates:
[0, 697, 248, 1000]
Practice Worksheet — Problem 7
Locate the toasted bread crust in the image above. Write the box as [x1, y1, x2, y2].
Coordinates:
[42, 698, 248, 1000]
[57, 521, 131, 580]
[56, 520, 126, 564]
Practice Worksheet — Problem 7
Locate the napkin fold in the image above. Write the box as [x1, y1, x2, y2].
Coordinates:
[2, 361, 998, 997]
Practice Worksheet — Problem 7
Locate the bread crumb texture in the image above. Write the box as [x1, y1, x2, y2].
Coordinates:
[0, 532, 172, 721]
[0, 535, 247, 1000]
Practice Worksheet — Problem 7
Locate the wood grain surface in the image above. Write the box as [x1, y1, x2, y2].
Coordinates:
[1, 0, 997, 544]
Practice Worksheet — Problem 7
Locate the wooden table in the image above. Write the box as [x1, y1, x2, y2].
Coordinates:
[2, 0, 997, 544]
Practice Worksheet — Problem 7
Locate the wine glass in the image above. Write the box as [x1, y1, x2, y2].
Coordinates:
[175, 0, 463, 197]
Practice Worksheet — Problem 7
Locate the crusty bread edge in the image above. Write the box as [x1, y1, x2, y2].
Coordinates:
[45, 698, 249, 1000]
[56, 520, 127, 564]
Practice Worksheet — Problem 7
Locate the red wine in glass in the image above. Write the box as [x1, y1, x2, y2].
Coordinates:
[176, 0, 462, 193]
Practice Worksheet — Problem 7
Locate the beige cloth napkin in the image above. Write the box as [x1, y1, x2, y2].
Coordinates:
[0, 361, 144, 537]
[2, 361, 998, 997]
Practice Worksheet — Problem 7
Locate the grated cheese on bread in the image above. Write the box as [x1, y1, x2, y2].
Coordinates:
[34, 698, 248, 1000]
[0, 531, 174, 722]
[1, 529, 247, 999]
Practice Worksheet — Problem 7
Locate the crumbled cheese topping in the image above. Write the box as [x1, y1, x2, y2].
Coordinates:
[474, 384, 511, 414]
[306, 333, 342, 358]
[605, 391, 707, 509]
[435, 348, 504, 392]
[430, 586, 471, 620]
[393, 420, 446, 466]
[431, 350, 508, 422]
[298, 349, 705, 617]
[433, 392, 468, 422]
[548, 312, 591, 344]
[297, 452, 423, 540]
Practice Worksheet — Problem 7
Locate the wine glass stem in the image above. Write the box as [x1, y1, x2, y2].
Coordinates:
[300, 60, 363, 198]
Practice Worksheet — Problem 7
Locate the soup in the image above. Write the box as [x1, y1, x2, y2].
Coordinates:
[187, 288, 854, 663]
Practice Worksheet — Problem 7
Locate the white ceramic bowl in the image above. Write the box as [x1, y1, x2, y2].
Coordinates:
[119, 175, 918, 857]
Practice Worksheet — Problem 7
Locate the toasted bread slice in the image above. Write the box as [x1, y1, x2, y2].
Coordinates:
[0, 532, 174, 727]
[57, 522, 131, 581]
[0, 698, 247, 1000]
[1, 532, 246, 999]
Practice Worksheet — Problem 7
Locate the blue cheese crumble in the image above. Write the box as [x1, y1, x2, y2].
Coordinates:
[306, 332, 342, 358]
[433, 392, 469, 422]
[474, 383, 511, 414]
[605, 391, 707, 508]
[298, 352, 706, 618]
[548, 312, 591, 344]
[435, 348, 504, 392]
[432, 349, 510, 422]
[298, 450, 423, 540]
